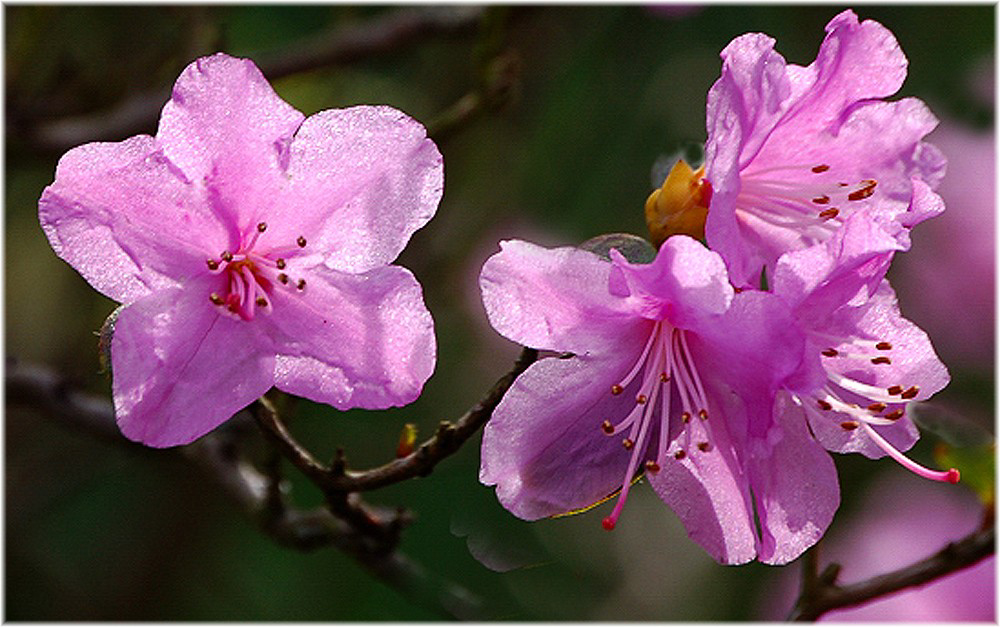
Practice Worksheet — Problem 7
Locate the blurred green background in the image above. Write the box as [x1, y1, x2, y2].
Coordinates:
[5, 4, 994, 621]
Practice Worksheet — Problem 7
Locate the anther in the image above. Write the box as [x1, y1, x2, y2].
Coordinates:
[867, 402, 887, 413]
[887, 385, 904, 396]
[611, 384, 624, 396]
[674, 450, 686, 460]
[206, 259, 219, 270]
[871, 356, 892, 365]
[276, 258, 286, 269]
[811, 164, 830, 173]
[885, 409, 905, 421]
[296, 279, 306, 290]
[900, 385, 919, 400]
[848, 180, 877, 201]
[681, 411, 691, 423]
[622, 438, 634, 450]
[697, 442, 712, 452]
[645, 461, 660, 473]
[821, 348, 839, 357]
[818, 208, 840, 220]
[296, 236, 307, 248]
[255, 297, 267, 307]
[812, 195, 831, 205]
[817, 399, 833, 411]
[257, 222, 268, 233]
[698, 409, 708, 421]
[636, 394, 647, 405]
[221, 251, 234, 262]
[278, 273, 289, 284]
[876, 341, 893, 351]
[840, 421, 860, 431]
[601, 420, 614, 434]
[209, 293, 224, 305]
[660, 372, 669, 383]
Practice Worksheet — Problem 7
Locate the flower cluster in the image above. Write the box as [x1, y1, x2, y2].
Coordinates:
[40, 54, 442, 447]
[478, 10, 956, 564]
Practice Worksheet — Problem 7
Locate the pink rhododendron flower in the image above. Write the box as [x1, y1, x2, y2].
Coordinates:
[479, 236, 838, 564]
[39, 53, 442, 447]
[704, 10, 946, 287]
[773, 213, 956, 482]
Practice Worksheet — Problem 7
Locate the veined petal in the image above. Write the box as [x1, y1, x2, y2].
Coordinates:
[111, 285, 275, 447]
[609, 235, 734, 327]
[271, 106, 443, 273]
[39, 135, 227, 304]
[268, 264, 435, 409]
[750, 393, 839, 565]
[480, 338, 651, 521]
[480, 240, 635, 355]
[157, 53, 304, 186]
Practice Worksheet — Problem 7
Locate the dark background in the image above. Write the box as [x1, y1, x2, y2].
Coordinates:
[6, 4, 994, 620]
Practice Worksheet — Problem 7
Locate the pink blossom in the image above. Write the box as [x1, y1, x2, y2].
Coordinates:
[773, 213, 956, 483]
[704, 10, 946, 287]
[479, 236, 838, 564]
[39, 53, 442, 447]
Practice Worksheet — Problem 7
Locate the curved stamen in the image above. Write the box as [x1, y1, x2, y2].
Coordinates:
[860, 422, 959, 483]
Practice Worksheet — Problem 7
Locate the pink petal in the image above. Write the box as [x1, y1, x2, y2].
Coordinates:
[111, 285, 275, 447]
[39, 135, 228, 304]
[275, 105, 443, 273]
[750, 393, 840, 565]
[268, 264, 435, 409]
[480, 240, 634, 355]
[157, 53, 304, 187]
[480, 339, 651, 521]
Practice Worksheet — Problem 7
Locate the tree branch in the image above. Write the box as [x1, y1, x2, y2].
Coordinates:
[789, 525, 995, 621]
[18, 6, 486, 154]
[252, 347, 538, 493]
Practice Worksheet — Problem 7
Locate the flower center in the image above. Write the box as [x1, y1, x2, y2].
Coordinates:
[736, 162, 877, 243]
[645, 159, 712, 247]
[797, 332, 959, 484]
[600, 320, 715, 530]
[204, 221, 309, 322]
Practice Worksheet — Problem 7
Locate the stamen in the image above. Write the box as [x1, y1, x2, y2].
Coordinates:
[221, 251, 234, 262]
[860, 422, 959, 483]
[255, 297, 268, 307]
[817, 399, 833, 410]
[674, 450, 686, 460]
[871, 356, 892, 365]
[209, 293, 224, 305]
[645, 461, 660, 473]
[698, 409, 708, 421]
[636, 394, 647, 405]
[276, 258, 287, 269]
[848, 180, 877, 201]
[887, 385, 904, 396]
[697, 441, 712, 452]
[867, 402, 887, 413]
[900, 385, 919, 400]
[296, 236, 307, 248]
[876, 341, 893, 350]
[681, 412, 691, 423]
[601, 420, 614, 434]
[811, 164, 830, 173]
[611, 384, 624, 395]
[841, 421, 859, 430]
[207, 259, 219, 271]
[296, 279, 306, 290]
[278, 273, 289, 284]
[257, 222, 268, 233]
[822, 348, 839, 357]
[812, 195, 830, 204]
[818, 208, 840, 220]
[885, 409, 904, 421]
[622, 438, 634, 450]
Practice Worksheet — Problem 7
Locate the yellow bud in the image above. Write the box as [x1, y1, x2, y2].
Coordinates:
[644, 159, 711, 247]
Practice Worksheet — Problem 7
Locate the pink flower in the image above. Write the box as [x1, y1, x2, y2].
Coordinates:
[704, 10, 946, 287]
[38, 53, 442, 447]
[479, 236, 838, 564]
[773, 213, 956, 483]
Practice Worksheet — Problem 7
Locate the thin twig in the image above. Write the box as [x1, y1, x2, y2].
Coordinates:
[789, 525, 995, 621]
[18, 6, 486, 154]
[252, 347, 538, 493]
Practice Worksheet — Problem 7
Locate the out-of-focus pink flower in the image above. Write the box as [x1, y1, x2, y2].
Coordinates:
[479, 236, 838, 565]
[890, 121, 995, 372]
[703, 9, 946, 287]
[760, 472, 994, 621]
[39, 53, 442, 447]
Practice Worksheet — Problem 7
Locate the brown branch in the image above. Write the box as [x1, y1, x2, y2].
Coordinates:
[18, 6, 486, 154]
[252, 347, 538, 494]
[5, 358, 486, 619]
[789, 525, 995, 621]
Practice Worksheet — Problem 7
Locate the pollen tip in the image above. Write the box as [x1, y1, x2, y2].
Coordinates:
[206, 259, 219, 270]
[821, 348, 839, 357]
[296, 235, 307, 248]
[602, 517, 617, 531]
[876, 341, 893, 351]
[681, 411, 691, 423]
[601, 420, 614, 435]
[697, 441, 712, 452]
[811, 164, 830, 173]
[871, 356, 892, 365]
[622, 438, 634, 450]
[256, 221, 267, 233]
[698, 409, 708, 421]
[674, 450, 686, 460]
[887, 385, 904, 396]
[296, 279, 306, 291]
[611, 384, 623, 396]
[900, 385, 919, 400]
[636, 394, 647, 405]
[276, 258, 287, 269]
[645, 460, 660, 473]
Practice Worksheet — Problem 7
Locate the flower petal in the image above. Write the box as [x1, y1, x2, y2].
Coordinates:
[157, 53, 304, 186]
[480, 337, 651, 521]
[480, 240, 634, 354]
[749, 393, 839, 565]
[268, 264, 435, 409]
[39, 135, 227, 304]
[609, 235, 734, 327]
[111, 285, 275, 447]
[275, 105, 443, 273]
